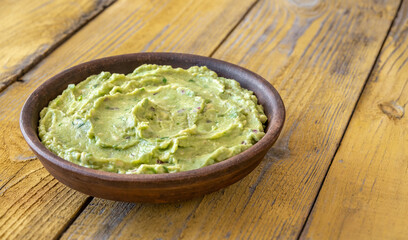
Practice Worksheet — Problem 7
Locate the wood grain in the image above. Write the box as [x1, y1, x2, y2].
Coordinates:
[301, 1, 408, 239]
[60, 0, 402, 239]
[0, 0, 257, 239]
[0, 120, 90, 239]
[61, 198, 202, 239]
[0, 0, 115, 93]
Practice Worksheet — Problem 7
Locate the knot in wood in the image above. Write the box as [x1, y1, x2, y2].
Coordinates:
[378, 101, 405, 119]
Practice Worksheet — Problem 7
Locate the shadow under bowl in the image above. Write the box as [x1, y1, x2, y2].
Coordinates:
[20, 52, 285, 203]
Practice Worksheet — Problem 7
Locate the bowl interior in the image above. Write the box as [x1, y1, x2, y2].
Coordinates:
[27, 53, 283, 138]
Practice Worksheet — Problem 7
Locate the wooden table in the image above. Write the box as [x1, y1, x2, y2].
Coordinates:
[1, 0, 407, 239]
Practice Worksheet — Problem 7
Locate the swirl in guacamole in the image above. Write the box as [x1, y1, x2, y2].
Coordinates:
[38, 64, 267, 174]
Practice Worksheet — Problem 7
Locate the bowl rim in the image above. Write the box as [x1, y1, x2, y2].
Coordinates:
[20, 52, 285, 185]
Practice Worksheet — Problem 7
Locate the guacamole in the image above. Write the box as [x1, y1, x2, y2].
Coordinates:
[39, 64, 267, 174]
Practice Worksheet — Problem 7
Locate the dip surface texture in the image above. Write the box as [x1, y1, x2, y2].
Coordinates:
[39, 65, 267, 174]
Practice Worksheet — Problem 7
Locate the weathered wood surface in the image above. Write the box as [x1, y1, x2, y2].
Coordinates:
[60, 0, 401, 239]
[0, 0, 115, 92]
[301, 1, 408, 239]
[0, 0, 257, 239]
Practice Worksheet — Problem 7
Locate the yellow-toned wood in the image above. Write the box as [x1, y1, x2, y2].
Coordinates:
[0, 0, 115, 92]
[60, 0, 401, 239]
[62, 198, 201, 239]
[0, 0, 257, 239]
[0, 122, 90, 239]
[301, 1, 408, 239]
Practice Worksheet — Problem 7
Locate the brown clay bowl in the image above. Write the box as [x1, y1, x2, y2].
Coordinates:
[20, 52, 285, 203]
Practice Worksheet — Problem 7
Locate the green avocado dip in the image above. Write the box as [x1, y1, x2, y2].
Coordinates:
[38, 64, 267, 174]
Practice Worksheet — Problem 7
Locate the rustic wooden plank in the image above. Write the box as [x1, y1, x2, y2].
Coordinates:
[0, 0, 115, 93]
[0, 121, 92, 239]
[300, 1, 408, 239]
[0, 0, 257, 239]
[60, 0, 401, 239]
[61, 198, 202, 239]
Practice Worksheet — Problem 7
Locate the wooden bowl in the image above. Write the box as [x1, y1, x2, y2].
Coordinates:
[20, 53, 285, 203]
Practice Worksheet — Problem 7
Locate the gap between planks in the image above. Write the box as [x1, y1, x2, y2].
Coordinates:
[209, 0, 261, 57]
[53, 197, 93, 240]
[296, 0, 405, 238]
[0, 0, 118, 94]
